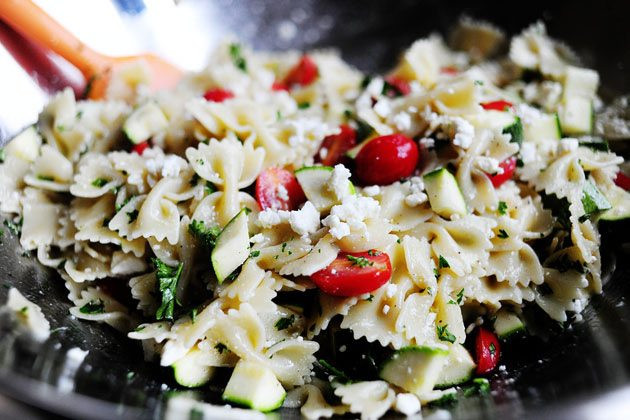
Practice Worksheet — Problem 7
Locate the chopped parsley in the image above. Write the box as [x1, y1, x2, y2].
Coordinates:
[249, 250, 260, 258]
[19, 306, 28, 314]
[188, 219, 221, 248]
[214, 343, 228, 354]
[281, 242, 288, 253]
[133, 325, 146, 332]
[343, 110, 374, 142]
[497, 229, 509, 239]
[498, 201, 508, 215]
[433, 268, 440, 279]
[448, 289, 465, 305]
[438, 255, 450, 269]
[229, 43, 247, 72]
[3, 218, 22, 236]
[79, 299, 105, 314]
[153, 258, 184, 321]
[116, 196, 133, 213]
[298, 102, 311, 109]
[190, 307, 198, 324]
[463, 378, 491, 397]
[347, 255, 373, 268]
[275, 314, 296, 331]
[489, 342, 496, 356]
[437, 324, 456, 343]
[126, 209, 139, 223]
[37, 174, 54, 182]
[366, 294, 374, 302]
[367, 249, 381, 256]
[197, 158, 205, 165]
[317, 359, 351, 384]
[91, 178, 109, 188]
[205, 181, 217, 195]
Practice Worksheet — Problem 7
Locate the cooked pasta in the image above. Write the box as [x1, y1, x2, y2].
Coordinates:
[1, 18, 628, 419]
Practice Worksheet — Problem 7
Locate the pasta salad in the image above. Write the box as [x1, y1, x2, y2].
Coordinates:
[1, 19, 629, 419]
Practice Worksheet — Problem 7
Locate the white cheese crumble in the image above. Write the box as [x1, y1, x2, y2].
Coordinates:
[419, 137, 435, 148]
[385, 283, 398, 298]
[514, 103, 543, 125]
[363, 185, 381, 197]
[475, 156, 503, 175]
[520, 142, 537, 164]
[283, 118, 332, 148]
[257, 208, 288, 228]
[558, 138, 579, 154]
[374, 99, 393, 118]
[422, 107, 475, 149]
[249, 233, 265, 244]
[276, 184, 289, 202]
[326, 164, 353, 200]
[404, 176, 428, 207]
[321, 215, 350, 239]
[394, 393, 421, 416]
[382, 304, 390, 315]
[392, 111, 412, 132]
[322, 194, 381, 239]
[451, 116, 475, 149]
[257, 201, 320, 236]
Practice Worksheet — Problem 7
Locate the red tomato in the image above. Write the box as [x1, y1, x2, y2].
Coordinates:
[316, 124, 357, 166]
[475, 327, 501, 374]
[255, 167, 306, 211]
[384, 75, 411, 96]
[440, 66, 459, 75]
[614, 172, 630, 191]
[131, 141, 149, 155]
[283, 55, 318, 87]
[355, 134, 419, 185]
[480, 100, 513, 111]
[271, 81, 289, 91]
[203, 88, 234, 102]
[311, 250, 392, 297]
[487, 156, 517, 188]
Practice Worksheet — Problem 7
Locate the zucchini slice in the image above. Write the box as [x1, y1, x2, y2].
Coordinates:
[424, 168, 467, 218]
[211, 208, 250, 283]
[380, 346, 449, 397]
[222, 359, 286, 412]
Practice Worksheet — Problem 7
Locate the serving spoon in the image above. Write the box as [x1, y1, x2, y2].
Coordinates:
[0, 0, 182, 99]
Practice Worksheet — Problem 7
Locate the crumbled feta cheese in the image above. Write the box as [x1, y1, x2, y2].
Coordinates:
[404, 176, 428, 207]
[385, 283, 398, 298]
[382, 305, 390, 315]
[249, 233, 265, 244]
[419, 137, 435, 148]
[394, 393, 421, 416]
[422, 107, 475, 149]
[363, 185, 380, 197]
[257, 208, 289, 228]
[392, 111, 412, 132]
[276, 184, 289, 202]
[288, 201, 320, 236]
[327, 164, 353, 200]
[520, 142, 537, 164]
[284, 118, 332, 148]
[514, 103, 543, 125]
[558, 138, 578, 154]
[374, 99, 392, 118]
[321, 214, 350, 239]
[451, 117, 475, 149]
[475, 156, 503, 175]
[319, 147, 328, 160]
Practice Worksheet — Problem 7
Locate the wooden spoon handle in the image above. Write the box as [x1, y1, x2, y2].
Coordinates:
[0, 0, 108, 78]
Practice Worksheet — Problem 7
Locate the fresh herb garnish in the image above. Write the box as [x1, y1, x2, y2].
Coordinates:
[188, 219, 221, 248]
[274, 314, 296, 331]
[126, 209, 139, 223]
[79, 299, 105, 314]
[229, 43, 247, 72]
[19, 306, 28, 314]
[463, 378, 491, 397]
[434, 268, 440, 279]
[497, 229, 509, 239]
[190, 307, 198, 324]
[367, 249, 381, 256]
[317, 359, 351, 384]
[489, 342, 496, 356]
[366, 294, 374, 301]
[343, 110, 374, 142]
[116, 196, 133, 213]
[498, 201, 507, 215]
[214, 343, 228, 354]
[153, 258, 183, 320]
[37, 174, 54, 182]
[3, 218, 22, 236]
[298, 102, 311, 109]
[437, 324, 456, 343]
[346, 255, 373, 267]
[438, 255, 450, 269]
[91, 178, 109, 188]
[133, 325, 146, 332]
[249, 250, 260, 258]
[205, 181, 217, 195]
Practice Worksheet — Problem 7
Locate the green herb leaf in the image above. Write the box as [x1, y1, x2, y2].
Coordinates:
[497, 229, 509, 239]
[205, 181, 217, 195]
[153, 258, 183, 321]
[347, 255, 373, 268]
[249, 250, 260, 258]
[463, 377, 491, 397]
[115, 196, 134, 213]
[366, 294, 374, 302]
[229, 43, 247, 72]
[214, 342, 228, 354]
[367, 249, 381, 256]
[189, 219, 222, 248]
[317, 359, 351, 384]
[498, 201, 507, 215]
[126, 209, 139, 223]
[190, 307, 198, 324]
[298, 102, 311, 109]
[437, 324, 456, 343]
[3, 218, 22, 236]
[456, 288, 464, 304]
[37, 174, 54, 182]
[79, 299, 105, 314]
[274, 314, 296, 331]
[343, 110, 374, 142]
[133, 325, 146, 332]
[489, 342, 496, 356]
[91, 178, 109, 188]
[438, 255, 450, 269]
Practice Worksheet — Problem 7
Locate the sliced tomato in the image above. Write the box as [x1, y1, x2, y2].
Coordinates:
[440, 66, 459, 75]
[475, 327, 501, 374]
[480, 100, 513, 111]
[614, 171, 630, 191]
[311, 250, 392, 297]
[203, 88, 234, 102]
[487, 156, 517, 188]
[255, 167, 306, 211]
[316, 124, 357, 166]
[355, 134, 419, 185]
[131, 141, 150, 155]
[283, 55, 318, 88]
[384, 75, 411, 96]
[271, 81, 289, 91]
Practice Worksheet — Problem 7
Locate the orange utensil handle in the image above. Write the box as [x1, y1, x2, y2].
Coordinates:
[0, 0, 108, 78]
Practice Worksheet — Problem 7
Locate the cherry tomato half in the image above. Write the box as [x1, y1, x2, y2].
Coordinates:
[131, 141, 150, 155]
[614, 171, 630, 191]
[487, 156, 517, 188]
[311, 250, 392, 297]
[355, 134, 419, 185]
[283, 55, 318, 87]
[271, 81, 289, 91]
[316, 124, 357, 166]
[384, 75, 411, 96]
[475, 327, 501, 374]
[480, 100, 513, 112]
[203, 88, 234, 102]
[255, 167, 306, 211]
[440, 66, 459, 75]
